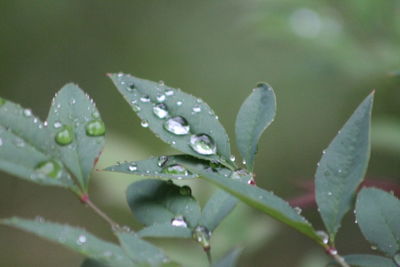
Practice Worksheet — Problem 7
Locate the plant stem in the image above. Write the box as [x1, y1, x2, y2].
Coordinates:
[325, 247, 350, 267]
[82, 195, 119, 229]
[205, 249, 212, 265]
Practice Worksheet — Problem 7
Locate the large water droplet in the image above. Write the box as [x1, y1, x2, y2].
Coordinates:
[55, 125, 74, 146]
[153, 103, 169, 119]
[316, 230, 329, 245]
[0, 97, 5, 107]
[189, 134, 216, 155]
[192, 226, 211, 250]
[85, 119, 106, 136]
[164, 116, 190, 135]
[162, 164, 189, 176]
[157, 156, 168, 167]
[171, 215, 187, 228]
[35, 160, 62, 179]
[179, 185, 192, 196]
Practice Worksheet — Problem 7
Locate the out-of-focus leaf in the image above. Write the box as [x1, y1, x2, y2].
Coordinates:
[138, 223, 192, 239]
[47, 84, 105, 191]
[0, 99, 75, 189]
[81, 259, 109, 267]
[179, 160, 321, 244]
[126, 179, 201, 229]
[356, 188, 400, 257]
[109, 73, 234, 168]
[315, 93, 373, 241]
[199, 189, 238, 232]
[105, 155, 198, 180]
[115, 231, 171, 266]
[0, 217, 134, 266]
[211, 247, 243, 267]
[235, 83, 276, 171]
[343, 254, 396, 267]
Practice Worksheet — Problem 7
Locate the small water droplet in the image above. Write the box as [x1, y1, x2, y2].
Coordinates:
[294, 207, 302, 214]
[165, 89, 174, 96]
[327, 192, 332, 196]
[128, 164, 137, 172]
[176, 101, 183, 106]
[54, 121, 62, 129]
[35, 160, 62, 179]
[128, 83, 135, 91]
[316, 230, 329, 245]
[171, 215, 187, 227]
[0, 138, 3, 147]
[140, 95, 150, 103]
[35, 216, 45, 223]
[55, 125, 74, 146]
[23, 109, 32, 117]
[158, 80, 165, 86]
[14, 138, 25, 148]
[162, 164, 190, 176]
[179, 185, 192, 196]
[157, 156, 168, 167]
[85, 119, 106, 136]
[156, 94, 166, 102]
[192, 226, 211, 249]
[153, 103, 169, 119]
[189, 134, 216, 155]
[77, 234, 87, 245]
[230, 155, 236, 162]
[164, 116, 190, 135]
[141, 120, 149, 128]
[370, 245, 378, 250]
[242, 159, 247, 165]
[192, 106, 201, 113]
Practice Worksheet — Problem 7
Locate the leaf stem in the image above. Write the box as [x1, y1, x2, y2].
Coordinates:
[326, 247, 350, 267]
[80, 194, 119, 229]
[205, 248, 212, 265]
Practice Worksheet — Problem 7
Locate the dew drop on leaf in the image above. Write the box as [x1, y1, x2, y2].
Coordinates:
[55, 125, 74, 146]
[54, 121, 62, 129]
[179, 185, 192, 196]
[192, 106, 201, 113]
[176, 101, 183, 106]
[23, 109, 32, 117]
[77, 234, 87, 245]
[164, 116, 190, 135]
[128, 164, 137, 172]
[153, 103, 169, 119]
[192, 225, 211, 249]
[156, 94, 166, 102]
[85, 119, 106, 136]
[316, 230, 329, 245]
[162, 164, 190, 176]
[230, 155, 236, 162]
[189, 134, 216, 155]
[165, 89, 174, 96]
[35, 160, 62, 179]
[171, 215, 188, 228]
[157, 156, 168, 167]
[140, 95, 151, 103]
[141, 120, 149, 128]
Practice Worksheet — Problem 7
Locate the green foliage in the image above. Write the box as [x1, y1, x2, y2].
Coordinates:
[0, 73, 392, 267]
[315, 93, 373, 241]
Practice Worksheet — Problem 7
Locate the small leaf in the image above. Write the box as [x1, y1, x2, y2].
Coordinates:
[235, 83, 276, 171]
[109, 73, 233, 168]
[1, 217, 134, 266]
[199, 189, 238, 232]
[315, 92, 373, 240]
[356, 188, 400, 257]
[115, 231, 170, 265]
[0, 99, 75, 189]
[126, 179, 201, 229]
[138, 223, 192, 239]
[179, 160, 321, 244]
[47, 84, 105, 191]
[211, 247, 243, 267]
[105, 155, 198, 180]
[343, 254, 397, 267]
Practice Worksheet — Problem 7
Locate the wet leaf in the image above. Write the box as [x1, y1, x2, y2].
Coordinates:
[343, 254, 396, 267]
[138, 223, 192, 239]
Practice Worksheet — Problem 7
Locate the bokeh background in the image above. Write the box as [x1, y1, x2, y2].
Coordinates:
[1, 0, 399, 266]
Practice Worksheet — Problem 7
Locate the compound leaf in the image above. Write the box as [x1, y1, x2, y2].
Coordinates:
[315, 92, 373, 240]
[235, 83, 276, 171]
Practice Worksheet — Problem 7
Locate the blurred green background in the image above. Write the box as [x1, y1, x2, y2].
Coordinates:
[1, 0, 399, 266]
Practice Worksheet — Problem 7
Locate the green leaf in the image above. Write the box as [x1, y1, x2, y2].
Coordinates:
[47, 84, 105, 191]
[199, 189, 238, 232]
[109, 73, 234, 168]
[0, 217, 134, 267]
[343, 254, 397, 267]
[355, 188, 400, 257]
[0, 99, 75, 189]
[211, 248, 243, 267]
[179, 160, 321, 244]
[138, 223, 192, 239]
[105, 155, 198, 180]
[315, 92, 373, 240]
[81, 259, 109, 267]
[126, 179, 201, 229]
[235, 83, 276, 171]
[115, 231, 170, 266]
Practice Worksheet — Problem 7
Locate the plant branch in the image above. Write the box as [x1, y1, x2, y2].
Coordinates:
[80, 194, 119, 229]
[326, 247, 350, 267]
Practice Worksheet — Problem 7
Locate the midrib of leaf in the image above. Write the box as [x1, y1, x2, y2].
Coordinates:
[377, 200, 400, 250]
